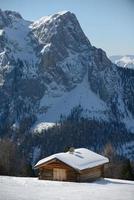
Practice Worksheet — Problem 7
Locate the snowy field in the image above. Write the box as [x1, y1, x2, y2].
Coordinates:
[0, 176, 134, 200]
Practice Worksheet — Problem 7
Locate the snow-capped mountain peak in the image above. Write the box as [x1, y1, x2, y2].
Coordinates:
[110, 55, 134, 69]
[0, 9, 23, 28]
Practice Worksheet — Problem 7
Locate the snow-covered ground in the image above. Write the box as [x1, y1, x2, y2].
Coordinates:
[0, 176, 134, 200]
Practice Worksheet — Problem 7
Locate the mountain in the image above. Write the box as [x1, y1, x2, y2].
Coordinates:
[110, 55, 134, 69]
[0, 9, 134, 162]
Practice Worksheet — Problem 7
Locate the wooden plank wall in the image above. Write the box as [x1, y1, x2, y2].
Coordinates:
[39, 169, 53, 180]
[39, 159, 78, 181]
[79, 165, 103, 182]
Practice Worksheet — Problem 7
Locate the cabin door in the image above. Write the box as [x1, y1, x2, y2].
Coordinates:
[53, 168, 66, 181]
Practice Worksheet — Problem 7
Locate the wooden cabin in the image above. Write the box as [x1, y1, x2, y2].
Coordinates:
[34, 148, 109, 182]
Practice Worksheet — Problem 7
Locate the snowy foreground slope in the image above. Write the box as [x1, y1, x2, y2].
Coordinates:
[0, 176, 134, 200]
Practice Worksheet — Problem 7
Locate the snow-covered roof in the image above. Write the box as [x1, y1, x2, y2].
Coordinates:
[34, 148, 109, 171]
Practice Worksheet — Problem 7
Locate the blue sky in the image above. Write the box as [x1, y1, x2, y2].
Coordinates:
[0, 0, 134, 56]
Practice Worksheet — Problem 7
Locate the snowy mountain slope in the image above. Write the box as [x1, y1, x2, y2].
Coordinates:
[110, 55, 134, 69]
[0, 9, 134, 161]
[0, 11, 38, 81]
[0, 176, 134, 200]
[37, 74, 108, 123]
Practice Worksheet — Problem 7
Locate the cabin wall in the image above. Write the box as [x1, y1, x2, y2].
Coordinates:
[39, 168, 53, 180]
[79, 165, 104, 182]
[38, 159, 104, 182]
[39, 160, 78, 181]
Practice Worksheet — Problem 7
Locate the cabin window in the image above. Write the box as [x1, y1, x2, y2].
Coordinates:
[53, 168, 66, 181]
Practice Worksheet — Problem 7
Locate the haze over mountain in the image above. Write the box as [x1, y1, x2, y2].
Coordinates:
[0, 9, 134, 162]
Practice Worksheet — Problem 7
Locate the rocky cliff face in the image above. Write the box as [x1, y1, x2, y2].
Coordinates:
[0, 9, 134, 160]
